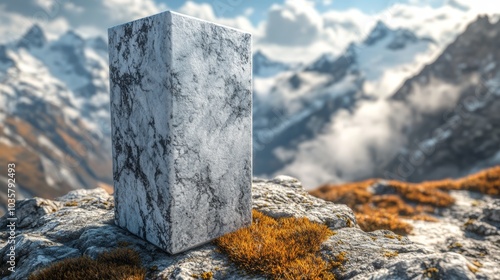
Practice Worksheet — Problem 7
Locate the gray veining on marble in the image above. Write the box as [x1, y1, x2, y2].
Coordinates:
[108, 11, 252, 254]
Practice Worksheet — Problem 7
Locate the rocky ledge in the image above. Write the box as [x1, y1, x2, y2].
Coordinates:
[0, 176, 498, 279]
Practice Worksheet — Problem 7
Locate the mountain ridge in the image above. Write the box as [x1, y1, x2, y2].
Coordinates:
[0, 26, 113, 214]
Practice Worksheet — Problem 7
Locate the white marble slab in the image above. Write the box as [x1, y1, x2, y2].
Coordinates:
[108, 11, 252, 254]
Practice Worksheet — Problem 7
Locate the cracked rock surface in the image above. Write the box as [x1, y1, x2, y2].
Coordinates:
[1, 177, 497, 279]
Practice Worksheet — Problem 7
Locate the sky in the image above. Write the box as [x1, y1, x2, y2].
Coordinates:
[0, 0, 498, 63]
[159, 0, 407, 24]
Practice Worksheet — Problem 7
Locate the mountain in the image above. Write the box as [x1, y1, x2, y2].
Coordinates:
[0, 26, 113, 214]
[252, 50, 294, 78]
[1, 14, 497, 207]
[253, 21, 437, 178]
[382, 15, 500, 182]
[267, 15, 500, 188]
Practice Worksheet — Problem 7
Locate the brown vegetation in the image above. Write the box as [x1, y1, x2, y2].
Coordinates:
[215, 209, 336, 279]
[309, 166, 500, 234]
[192, 271, 214, 279]
[383, 251, 399, 258]
[28, 248, 146, 280]
[329, 251, 348, 270]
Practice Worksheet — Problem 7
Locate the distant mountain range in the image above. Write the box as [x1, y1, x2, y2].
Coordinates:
[252, 20, 438, 180]
[252, 50, 298, 78]
[0, 15, 498, 212]
[257, 15, 500, 188]
[384, 15, 500, 182]
[0, 25, 113, 212]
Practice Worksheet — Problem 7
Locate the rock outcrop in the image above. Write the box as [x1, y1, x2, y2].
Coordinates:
[408, 190, 500, 279]
[1, 176, 497, 279]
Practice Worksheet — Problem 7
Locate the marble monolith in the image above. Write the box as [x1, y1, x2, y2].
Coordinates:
[108, 11, 252, 254]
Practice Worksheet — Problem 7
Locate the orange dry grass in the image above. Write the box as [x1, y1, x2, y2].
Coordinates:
[215, 210, 336, 280]
[28, 248, 146, 280]
[451, 166, 500, 195]
[355, 211, 413, 235]
[309, 166, 500, 234]
[386, 180, 456, 207]
[311, 180, 376, 210]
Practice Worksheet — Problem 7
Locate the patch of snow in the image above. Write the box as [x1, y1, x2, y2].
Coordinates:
[18, 96, 32, 104]
[256, 64, 290, 78]
[484, 61, 496, 73]
[32, 47, 89, 91]
[485, 78, 500, 96]
[3, 126, 12, 136]
[355, 31, 437, 97]
[2, 125, 28, 146]
[60, 167, 82, 190]
[38, 136, 63, 158]
[0, 137, 13, 146]
[45, 176, 55, 187]
[39, 156, 62, 190]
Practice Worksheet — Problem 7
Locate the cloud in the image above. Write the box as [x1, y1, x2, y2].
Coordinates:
[261, 0, 323, 46]
[258, 0, 500, 64]
[0, 6, 69, 43]
[276, 99, 411, 188]
[178, 1, 256, 33]
[374, 1, 500, 46]
[0, 0, 166, 40]
[269, 0, 500, 187]
[244, 7, 254, 17]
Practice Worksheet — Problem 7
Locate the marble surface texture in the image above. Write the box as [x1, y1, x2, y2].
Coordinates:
[108, 11, 252, 254]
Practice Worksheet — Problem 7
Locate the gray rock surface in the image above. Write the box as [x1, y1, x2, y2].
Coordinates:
[108, 11, 252, 254]
[0, 177, 497, 279]
[408, 190, 500, 280]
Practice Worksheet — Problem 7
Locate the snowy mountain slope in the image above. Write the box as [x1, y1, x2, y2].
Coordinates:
[0, 26, 112, 213]
[254, 21, 438, 178]
[383, 15, 500, 182]
[252, 50, 295, 78]
[275, 15, 500, 188]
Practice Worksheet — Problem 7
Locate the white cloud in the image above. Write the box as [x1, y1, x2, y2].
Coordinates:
[0, 7, 70, 43]
[374, 1, 500, 46]
[257, 0, 500, 64]
[261, 0, 323, 46]
[271, 0, 500, 187]
[63, 3, 85, 14]
[244, 7, 254, 17]
[102, 0, 166, 23]
[178, 1, 216, 20]
[277, 99, 411, 188]
[0, 0, 166, 41]
[178, 1, 256, 33]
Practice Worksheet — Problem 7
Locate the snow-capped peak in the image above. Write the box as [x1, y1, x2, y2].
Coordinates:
[253, 50, 269, 61]
[305, 53, 337, 72]
[253, 50, 293, 78]
[55, 30, 85, 47]
[16, 25, 47, 49]
[362, 21, 433, 51]
[363, 21, 390, 46]
[86, 37, 108, 52]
